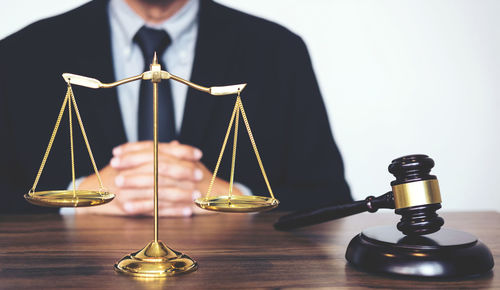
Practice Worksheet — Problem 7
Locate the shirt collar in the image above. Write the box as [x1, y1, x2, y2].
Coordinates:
[109, 0, 199, 52]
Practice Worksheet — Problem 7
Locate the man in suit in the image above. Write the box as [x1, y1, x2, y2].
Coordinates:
[0, 0, 352, 216]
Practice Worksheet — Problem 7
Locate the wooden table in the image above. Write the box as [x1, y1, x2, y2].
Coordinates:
[0, 211, 498, 289]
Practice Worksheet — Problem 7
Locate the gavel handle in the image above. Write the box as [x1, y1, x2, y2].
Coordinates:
[274, 192, 394, 231]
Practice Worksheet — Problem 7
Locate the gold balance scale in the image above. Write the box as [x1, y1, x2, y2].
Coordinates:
[24, 54, 279, 277]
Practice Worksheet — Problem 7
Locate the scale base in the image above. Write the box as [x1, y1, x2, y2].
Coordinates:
[346, 225, 494, 278]
[114, 240, 197, 277]
[195, 195, 279, 213]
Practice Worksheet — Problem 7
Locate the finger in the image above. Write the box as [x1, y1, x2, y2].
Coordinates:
[115, 188, 153, 203]
[158, 207, 193, 217]
[111, 150, 184, 168]
[121, 200, 155, 215]
[116, 173, 197, 190]
[114, 157, 203, 181]
[113, 141, 202, 161]
[118, 188, 199, 204]
[115, 173, 153, 188]
[110, 150, 155, 168]
[115, 173, 176, 188]
[115, 172, 200, 190]
[159, 142, 203, 161]
[160, 187, 198, 203]
[162, 179, 197, 191]
[158, 158, 203, 181]
[112, 141, 154, 156]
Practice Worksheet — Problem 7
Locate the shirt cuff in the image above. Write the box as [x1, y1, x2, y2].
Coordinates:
[234, 182, 253, 196]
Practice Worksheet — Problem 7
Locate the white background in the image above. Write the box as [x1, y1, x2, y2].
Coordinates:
[1, 0, 499, 211]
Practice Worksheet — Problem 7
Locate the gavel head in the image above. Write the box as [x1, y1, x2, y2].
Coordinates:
[388, 154, 444, 236]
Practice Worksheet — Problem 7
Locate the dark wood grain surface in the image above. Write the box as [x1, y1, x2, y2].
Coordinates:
[0, 211, 498, 289]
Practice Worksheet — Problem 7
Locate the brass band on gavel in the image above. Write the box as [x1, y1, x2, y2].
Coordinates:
[392, 179, 442, 209]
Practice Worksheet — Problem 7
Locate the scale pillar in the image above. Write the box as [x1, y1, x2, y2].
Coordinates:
[114, 54, 198, 277]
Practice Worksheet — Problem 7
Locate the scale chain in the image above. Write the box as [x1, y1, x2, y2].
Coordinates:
[29, 88, 70, 193]
[206, 98, 239, 197]
[68, 88, 77, 198]
[68, 85, 105, 192]
[237, 96, 275, 199]
[206, 93, 275, 200]
[30, 85, 105, 194]
[228, 99, 240, 197]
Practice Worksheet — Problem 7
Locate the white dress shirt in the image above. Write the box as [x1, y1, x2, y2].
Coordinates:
[62, 0, 249, 215]
[109, 0, 199, 139]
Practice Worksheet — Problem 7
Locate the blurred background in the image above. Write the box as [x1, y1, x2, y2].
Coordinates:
[1, 0, 498, 211]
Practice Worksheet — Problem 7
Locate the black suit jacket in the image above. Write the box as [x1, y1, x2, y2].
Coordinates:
[0, 0, 352, 213]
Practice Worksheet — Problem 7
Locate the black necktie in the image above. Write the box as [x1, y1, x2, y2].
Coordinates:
[134, 26, 176, 142]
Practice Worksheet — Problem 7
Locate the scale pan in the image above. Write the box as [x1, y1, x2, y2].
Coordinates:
[194, 195, 279, 213]
[24, 190, 115, 207]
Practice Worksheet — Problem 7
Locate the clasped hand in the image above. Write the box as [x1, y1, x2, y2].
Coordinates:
[76, 140, 242, 217]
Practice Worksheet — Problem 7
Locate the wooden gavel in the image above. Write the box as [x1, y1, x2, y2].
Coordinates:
[274, 154, 445, 236]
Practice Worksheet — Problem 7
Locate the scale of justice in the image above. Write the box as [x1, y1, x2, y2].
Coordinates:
[24, 53, 279, 277]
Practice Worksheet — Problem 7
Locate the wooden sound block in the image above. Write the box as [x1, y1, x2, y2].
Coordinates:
[345, 225, 494, 278]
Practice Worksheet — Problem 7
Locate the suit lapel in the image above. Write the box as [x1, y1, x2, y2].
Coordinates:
[179, 0, 240, 147]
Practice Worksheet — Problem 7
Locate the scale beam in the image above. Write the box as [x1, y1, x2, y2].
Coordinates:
[62, 73, 143, 89]
[62, 71, 247, 95]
